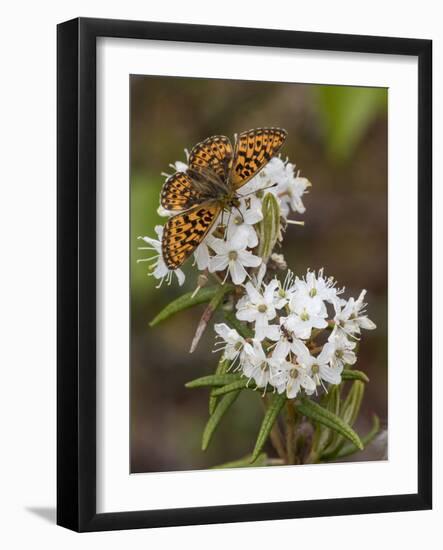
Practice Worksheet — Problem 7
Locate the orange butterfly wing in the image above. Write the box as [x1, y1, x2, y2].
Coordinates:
[230, 127, 287, 189]
[162, 203, 221, 269]
[160, 172, 203, 211]
[188, 135, 233, 182]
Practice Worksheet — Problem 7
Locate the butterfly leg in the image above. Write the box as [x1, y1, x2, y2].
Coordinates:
[234, 205, 244, 223]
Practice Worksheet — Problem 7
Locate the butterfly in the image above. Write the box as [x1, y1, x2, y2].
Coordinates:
[160, 127, 287, 270]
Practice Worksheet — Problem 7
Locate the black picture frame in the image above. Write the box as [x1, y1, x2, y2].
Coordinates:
[57, 17, 432, 532]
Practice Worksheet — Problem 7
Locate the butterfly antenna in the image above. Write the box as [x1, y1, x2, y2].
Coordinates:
[239, 182, 278, 198]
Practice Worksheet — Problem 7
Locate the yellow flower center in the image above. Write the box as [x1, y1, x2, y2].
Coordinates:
[300, 309, 310, 321]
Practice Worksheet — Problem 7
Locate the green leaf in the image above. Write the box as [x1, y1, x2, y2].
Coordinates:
[316, 85, 387, 163]
[257, 192, 281, 261]
[212, 453, 268, 469]
[323, 414, 380, 461]
[297, 397, 363, 451]
[320, 381, 365, 458]
[223, 310, 254, 339]
[316, 385, 341, 453]
[202, 392, 239, 451]
[342, 369, 370, 383]
[185, 373, 241, 389]
[149, 284, 233, 327]
[209, 358, 230, 415]
[251, 393, 286, 462]
[340, 380, 365, 427]
[212, 378, 256, 396]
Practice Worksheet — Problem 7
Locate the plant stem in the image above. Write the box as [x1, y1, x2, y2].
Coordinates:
[285, 400, 297, 464]
[189, 285, 232, 353]
[305, 448, 319, 464]
[270, 422, 287, 462]
[210, 271, 224, 285]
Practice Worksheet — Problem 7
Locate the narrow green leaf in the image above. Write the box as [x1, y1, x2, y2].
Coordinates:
[251, 393, 286, 462]
[297, 397, 363, 450]
[320, 381, 365, 458]
[149, 284, 233, 327]
[342, 369, 370, 383]
[209, 358, 230, 415]
[223, 310, 254, 339]
[322, 414, 380, 461]
[257, 193, 281, 261]
[212, 453, 268, 469]
[185, 373, 241, 389]
[202, 392, 239, 451]
[341, 380, 365, 427]
[212, 378, 256, 396]
[316, 385, 341, 452]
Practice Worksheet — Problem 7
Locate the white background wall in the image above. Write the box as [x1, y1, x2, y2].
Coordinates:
[0, 1, 440, 547]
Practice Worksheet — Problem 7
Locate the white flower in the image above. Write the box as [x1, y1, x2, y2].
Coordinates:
[226, 195, 263, 248]
[242, 340, 286, 389]
[270, 332, 303, 362]
[292, 340, 341, 388]
[333, 290, 376, 337]
[293, 269, 340, 308]
[213, 323, 247, 368]
[274, 270, 296, 309]
[259, 335, 314, 398]
[264, 156, 289, 181]
[282, 295, 328, 339]
[242, 156, 310, 220]
[278, 175, 311, 218]
[328, 332, 357, 370]
[161, 156, 189, 178]
[194, 240, 212, 270]
[137, 226, 185, 288]
[208, 233, 261, 285]
[255, 157, 290, 196]
[193, 231, 220, 270]
[172, 160, 188, 172]
[236, 280, 280, 341]
[157, 205, 174, 217]
[282, 363, 316, 399]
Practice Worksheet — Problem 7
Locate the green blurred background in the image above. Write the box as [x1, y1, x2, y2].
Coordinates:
[130, 75, 388, 473]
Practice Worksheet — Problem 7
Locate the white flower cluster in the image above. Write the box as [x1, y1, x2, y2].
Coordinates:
[214, 269, 376, 399]
[138, 155, 310, 287]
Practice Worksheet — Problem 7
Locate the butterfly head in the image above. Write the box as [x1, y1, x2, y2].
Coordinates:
[227, 195, 241, 209]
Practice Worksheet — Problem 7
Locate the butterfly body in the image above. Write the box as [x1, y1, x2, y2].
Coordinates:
[161, 128, 287, 269]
